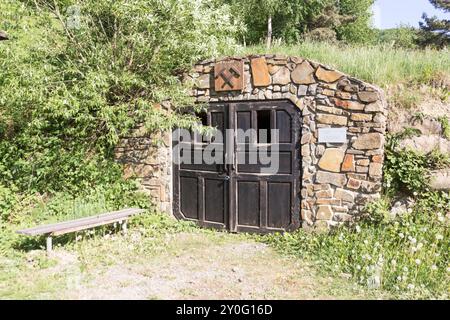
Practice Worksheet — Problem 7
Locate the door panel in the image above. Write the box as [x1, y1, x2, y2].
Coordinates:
[237, 181, 260, 226]
[204, 178, 226, 223]
[173, 100, 301, 233]
[180, 176, 198, 219]
[268, 182, 291, 229]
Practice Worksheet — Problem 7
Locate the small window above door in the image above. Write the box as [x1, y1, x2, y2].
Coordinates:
[257, 110, 271, 144]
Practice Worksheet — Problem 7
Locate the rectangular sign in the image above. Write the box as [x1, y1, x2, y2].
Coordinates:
[214, 60, 244, 92]
[318, 128, 347, 143]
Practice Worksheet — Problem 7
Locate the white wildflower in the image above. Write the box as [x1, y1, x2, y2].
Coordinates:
[399, 233, 404, 239]
[436, 234, 443, 240]
[391, 259, 397, 266]
[415, 259, 421, 265]
[355, 225, 361, 233]
[431, 265, 437, 271]
[407, 284, 415, 290]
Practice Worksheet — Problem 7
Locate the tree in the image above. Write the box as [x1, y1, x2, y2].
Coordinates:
[219, 0, 375, 44]
[220, 0, 332, 44]
[335, 0, 375, 44]
[419, 0, 450, 47]
[304, 1, 357, 42]
[0, 0, 242, 194]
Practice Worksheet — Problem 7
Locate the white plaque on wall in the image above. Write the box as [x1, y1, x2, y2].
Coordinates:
[318, 128, 347, 143]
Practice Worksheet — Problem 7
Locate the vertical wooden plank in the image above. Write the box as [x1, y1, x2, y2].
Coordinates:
[260, 180, 267, 229]
[198, 176, 205, 223]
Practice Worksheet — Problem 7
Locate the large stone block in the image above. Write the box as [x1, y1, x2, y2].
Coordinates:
[316, 114, 348, 126]
[358, 91, 379, 103]
[333, 98, 365, 111]
[341, 154, 355, 172]
[318, 148, 345, 172]
[352, 133, 383, 150]
[334, 188, 355, 202]
[315, 67, 344, 83]
[369, 162, 383, 177]
[291, 61, 316, 84]
[272, 66, 291, 85]
[196, 73, 210, 89]
[351, 113, 373, 122]
[250, 57, 271, 87]
[365, 101, 383, 112]
[316, 205, 333, 220]
[316, 171, 347, 187]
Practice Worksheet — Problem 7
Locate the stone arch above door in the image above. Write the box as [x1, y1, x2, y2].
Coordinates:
[188, 55, 388, 230]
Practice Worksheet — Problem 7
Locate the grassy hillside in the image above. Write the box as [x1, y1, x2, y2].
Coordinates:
[242, 42, 450, 88]
[239, 42, 450, 113]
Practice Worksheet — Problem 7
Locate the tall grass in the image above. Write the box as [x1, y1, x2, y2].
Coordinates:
[241, 42, 450, 88]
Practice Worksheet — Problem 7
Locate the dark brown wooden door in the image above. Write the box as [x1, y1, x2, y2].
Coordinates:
[173, 100, 301, 233]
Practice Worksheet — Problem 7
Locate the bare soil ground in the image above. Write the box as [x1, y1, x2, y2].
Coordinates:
[1, 231, 387, 300]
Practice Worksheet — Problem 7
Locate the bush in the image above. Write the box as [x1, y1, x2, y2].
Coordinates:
[264, 193, 449, 299]
[0, 0, 241, 196]
[376, 26, 420, 49]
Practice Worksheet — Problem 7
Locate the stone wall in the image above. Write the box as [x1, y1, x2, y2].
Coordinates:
[190, 55, 388, 229]
[114, 126, 172, 213]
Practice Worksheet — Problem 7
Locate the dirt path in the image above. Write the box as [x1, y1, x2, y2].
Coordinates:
[44, 232, 380, 300]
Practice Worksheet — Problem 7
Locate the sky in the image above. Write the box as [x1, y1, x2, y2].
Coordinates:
[372, 0, 449, 29]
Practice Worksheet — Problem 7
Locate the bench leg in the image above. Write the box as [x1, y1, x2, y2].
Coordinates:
[122, 221, 127, 234]
[46, 236, 53, 253]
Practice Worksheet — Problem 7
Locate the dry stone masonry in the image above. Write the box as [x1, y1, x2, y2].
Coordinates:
[189, 55, 387, 229]
[116, 54, 388, 230]
[115, 127, 172, 213]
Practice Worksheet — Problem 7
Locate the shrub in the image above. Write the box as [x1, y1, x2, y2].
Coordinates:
[0, 0, 241, 196]
[376, 26, 420, 49]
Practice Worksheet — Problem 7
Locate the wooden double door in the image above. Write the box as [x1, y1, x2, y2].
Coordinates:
[173, 100, 301, 233]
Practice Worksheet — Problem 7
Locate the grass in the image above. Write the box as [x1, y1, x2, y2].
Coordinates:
[240, 41, 450, 89]
[0, 212, 391, 300]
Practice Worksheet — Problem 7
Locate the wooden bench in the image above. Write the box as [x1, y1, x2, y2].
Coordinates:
[17, 208, 145, 252]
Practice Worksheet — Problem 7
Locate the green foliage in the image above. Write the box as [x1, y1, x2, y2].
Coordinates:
[384, 131, 450, 196]
[335, 0, 375, 44]
[220, 0, 328, 44]
[260, 133, 450, 298]
[0, 181, 154, 258]
[376, 26, 420, 49]
[0, 0, 241, 196]
[262, 192, 449, 299]
[438, 115, 450, 139]
[419, 0, 450, 48]
[220, 0, 375, 44]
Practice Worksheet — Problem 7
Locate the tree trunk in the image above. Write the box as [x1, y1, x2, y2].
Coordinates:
[266, 15, 272, 49]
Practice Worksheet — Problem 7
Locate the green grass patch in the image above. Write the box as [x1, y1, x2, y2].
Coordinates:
[257, 134, 450, 300]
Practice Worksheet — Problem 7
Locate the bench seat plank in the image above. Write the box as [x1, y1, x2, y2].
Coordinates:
[17, 208, 145, 236]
